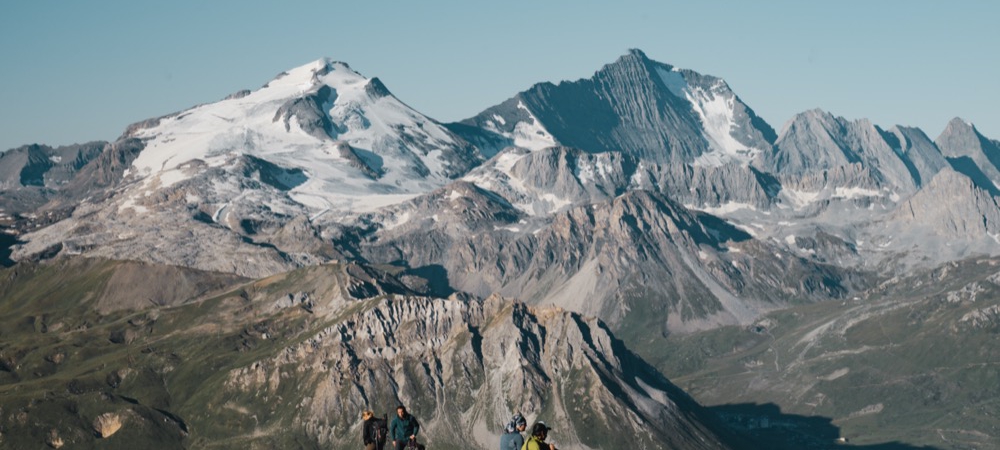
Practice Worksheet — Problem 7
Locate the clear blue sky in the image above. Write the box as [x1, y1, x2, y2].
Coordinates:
[1, 0, 998, 151]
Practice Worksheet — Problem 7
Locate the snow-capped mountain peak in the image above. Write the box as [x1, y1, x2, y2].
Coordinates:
[123, 57, 478, 215]
[7, 57, 488, 277]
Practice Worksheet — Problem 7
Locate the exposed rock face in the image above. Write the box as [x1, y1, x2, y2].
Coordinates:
[764, 109, 921, 195]
[887, 125, 950, 188]
[960, 304, 1000, 329]
[45, 429, 63, 448]
[874, 169, 1000, 264]
[462, 146, 778, 213]
[890, 169, 1000, 238]
[460, 49, 775, 166]
[0, 134, 147, 270]
[12, 193, 303, 278]
[0, 142, 105, 189]
[935, 117, 1000, 195]
[0, 141, 110, 214]
[659, 163, 778, 209]
[92, 412, 123, 438]
[223, 293, 744, 450]
[356, 187, 856, 335]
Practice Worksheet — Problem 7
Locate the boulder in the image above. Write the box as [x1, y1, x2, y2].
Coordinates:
[92, 412, 123, 438]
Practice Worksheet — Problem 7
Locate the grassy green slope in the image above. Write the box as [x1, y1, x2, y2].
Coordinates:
[0, 258, 356, 449]
[641, 258, 1000, 450]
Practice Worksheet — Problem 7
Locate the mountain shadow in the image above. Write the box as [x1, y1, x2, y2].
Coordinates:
[0, 230, 16, 267]
[402, 264, 455, 298]
[977, 133, 1000, 176]
[946, 156, 1000, 196]
[244, 155, 308, 191]
[709, 403, 943, 450]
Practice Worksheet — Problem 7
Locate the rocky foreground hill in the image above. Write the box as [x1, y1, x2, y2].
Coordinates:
[0, 258, 748, 449]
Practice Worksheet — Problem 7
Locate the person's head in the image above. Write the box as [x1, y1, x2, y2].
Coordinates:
[531, 421, 552, 440]
[514, 413, 527, 432]
[362, 410, 374, 421]
[396, 405, 407, 418]
[505, 413, 528, 433]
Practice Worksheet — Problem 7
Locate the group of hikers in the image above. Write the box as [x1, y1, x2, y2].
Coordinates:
[362, 406, 557, 450]
[499, 413, 557, 450]
[362, 405, 420, 450]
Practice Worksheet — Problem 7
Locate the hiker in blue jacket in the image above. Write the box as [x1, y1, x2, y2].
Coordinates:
[499, 413, 527, 450]
[389, 405, 420, 450]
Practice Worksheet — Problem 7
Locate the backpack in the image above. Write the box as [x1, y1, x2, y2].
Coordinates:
[373, 414, 389, 444]
[405, 438, 426, 450]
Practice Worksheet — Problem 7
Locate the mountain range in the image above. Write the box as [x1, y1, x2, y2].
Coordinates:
[2, 48, 998, 449]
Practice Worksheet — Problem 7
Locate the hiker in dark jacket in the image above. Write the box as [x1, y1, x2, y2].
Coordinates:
[389, 405, 420, 450]
[362, 410, 385, 450]
[499, 413, 527, 450]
